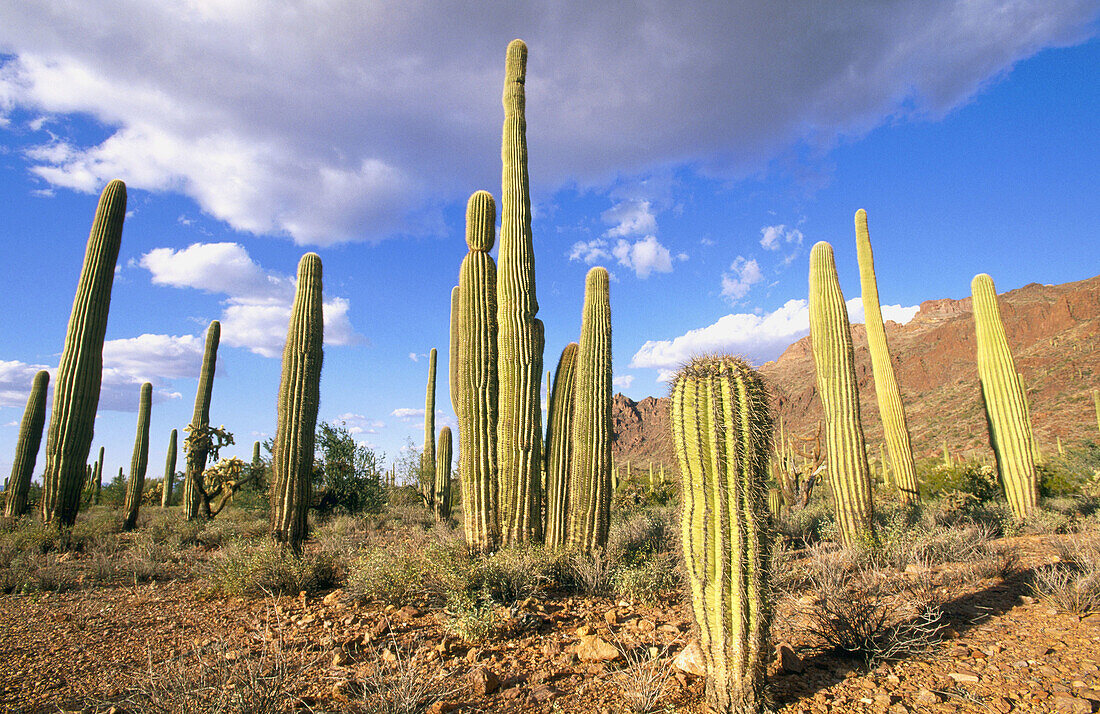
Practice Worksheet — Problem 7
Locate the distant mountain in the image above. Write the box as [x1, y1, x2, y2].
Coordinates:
[613, 274, 1100, 469]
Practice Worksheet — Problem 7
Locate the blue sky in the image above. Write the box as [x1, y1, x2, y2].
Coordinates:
[1, 2, 1098, 479]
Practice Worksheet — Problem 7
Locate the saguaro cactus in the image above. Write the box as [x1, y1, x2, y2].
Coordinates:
[42, 179, 126, 526]
[544, 342, 578, 549]
[972, 273, 1037, 518]
[4, 370, 49, 518]
[855, 210, 918, 503]
[435, 426, 453, 520]
[568, 267, 613, 553]
[184, 321, 220, 520]
[497, 38, 544, 545]
[271, 254, 324, 552]
[94, 447, 104, 505]
[161, 429, 177, 508]
[123, 383, 153, 531]
[450, 287, 460, 416]
[671, 357, 773, 714]
[1094, 390, 1100, 436]
[422, 348, 437, 506]
[456, 191, 500, 552]
[809, 241, 873, 547]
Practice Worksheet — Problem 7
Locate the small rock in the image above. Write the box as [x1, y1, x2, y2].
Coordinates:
[673, 640, 707, 677]
[775, 642, 804, 674]
[1019, 595, 1035, 605]
[382, 649, 397, 663]
[332, 649, 350, 667]
[576, 624, 594, 637]
[370, 617, 391, 638]
[322, 589, 344, 607]
[577, 635, 619, 662]
[397, 605, 422, 620]
[604, 609, 619, 626]
[1053, 693, 1094, 714]
[466, 648, 482, 663]
[949, 670, 980, 683]
[638, 618, 656, 633]
[915, 689, 942, 705]
[223, 650, 240, 661]
[469, 667, 500, 696]
[874, 694, 900, 706]
[529, 684, 558, 704]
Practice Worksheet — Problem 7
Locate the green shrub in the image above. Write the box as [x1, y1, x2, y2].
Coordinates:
[205, 541, 341, 596]
[918, 461, 999, 502]
[612, 550, 681, 604]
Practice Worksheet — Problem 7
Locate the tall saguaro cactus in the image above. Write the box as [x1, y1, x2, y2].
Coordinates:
[456, 191, 500, 552]
[497, 38, 544, 545]
[809, 241, 873, 547]
[123, 383, 153, 530]
[161, 429, 177, 508]
[568, 268, 613, 553]
[271, 254, 324, 553]
[671, 357, 773, 714]
[422, 348, 438, 506]
[449, 287, 460, 416]
[42, 180, 126, 526]
[435, 426, 453, 520]
[855, 210, 919, 503]
[184, 321, 220, 520]
[544, 342, 578, 549]
[972, 274, 1037, 518]
[5, 370, 49, 518]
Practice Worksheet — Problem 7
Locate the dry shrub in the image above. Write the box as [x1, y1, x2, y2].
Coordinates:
[1032, 535, 1100, 614]
[608, 641, 674, 714]
[356, 638, 453, 714]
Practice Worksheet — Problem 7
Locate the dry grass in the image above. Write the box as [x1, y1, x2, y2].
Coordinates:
[1032, 535, 1100, 614]
[608, 641, 674, 714]
[355, 637, 453, 714]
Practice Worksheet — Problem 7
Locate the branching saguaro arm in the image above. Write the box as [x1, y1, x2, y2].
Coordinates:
[457, 191, 500, 552]
[972, 273, 1037, 518]
[497, 38, 544, 544]
[671, 357, 773, 714]
[184, 321, 220, 519]
[42, 179, 126, 526]
[5, 370, 49, 518]
[123, 383, 153, 530]
[809, 241, 873, 547]
[271, 253, 324, 552]
[568, 267, 613, 553]
[544, 342, 578, 549]
[855, 209, 919, 503]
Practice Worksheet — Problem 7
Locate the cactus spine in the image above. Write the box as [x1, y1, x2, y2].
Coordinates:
[41, 180, 126, 526]
[123, 383, 153, 530]
[422, 348, 437, 505]
[456, 191, 500, 552]
[544, 342, 578, 549]
[568, 267, 613, 553]
[855, 210, 919, 503]
[161, 429, 177, 508]
[809, 241, 873, 547]
[435, 426, 453, 520]
[184, 321, 220, 520]
[271, 254, 324, 552]
[497, 38, 544, 544]
[4, 370, 49, 518]
[972, 273, 1037, 518]
[671, 357, 773, 714]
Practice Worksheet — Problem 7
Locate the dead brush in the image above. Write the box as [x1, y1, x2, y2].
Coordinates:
[1032, 535, 1100, 614]
[607, 638, 674, 714]
[355, 636, 453, 714]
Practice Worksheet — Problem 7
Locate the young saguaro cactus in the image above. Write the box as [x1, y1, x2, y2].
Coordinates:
[42, 180, 126, 526]
[94, 446, 104, 505]
[435, 426, 453, 520]
[123, 383, 153, 531]
[855, 210, 919, 503]
[456, 191, 501, 552]
[161, 429, 177, 508]
[271, 253, 324, 553]
[4, 370, 49, 518]
[972, 273, 1037, 518]
[671, 357, 773, 714]
[544, 342, 578, 549]
[568, 267, 613, 553]
[422, 348, 438, 506]
[497, 38, 545, 545]
[184, 321, 220, 520]
[809, 241, 873, 547]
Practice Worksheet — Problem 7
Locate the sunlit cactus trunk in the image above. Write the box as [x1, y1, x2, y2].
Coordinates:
[497, 38, 544, 544]
[568, 268, 613, 553]
[123, 383, 153, 531]
[972, 273, 1037, 518]
[422, 348, 437, 506]
[5, 370, 49, 518]
[809, 241, 873, 547]
[42, 180, 126, 526]
[544, 342, 578, 549]
[184, 321, 220, 520]
[161, 429, 177, 508]
[671, 357, 773, 714]
[271, 254, 324, 553]
[435, 426, 453, 520]
[456, 191, 501, 552]
[855, 210, 919, 504]
[94, 447, 104, 505]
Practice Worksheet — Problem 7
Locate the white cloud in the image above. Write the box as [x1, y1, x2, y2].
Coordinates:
[334, 412, 385, 434]
[568, 238, 611, 265]
[391, 407, 426, 420]
[139, 242, 362, 358]
[759, 224, 804, 251]
[602, 199, 657, 238]
[1, 3, 1091, 243]
[0, 359, 52, 408]
[408, 352, 419, 362]
[612, 236, 673, 279]
[612, 375, 634, 390]
[631, 296, 920, 372]
[721, 257, 764, 301]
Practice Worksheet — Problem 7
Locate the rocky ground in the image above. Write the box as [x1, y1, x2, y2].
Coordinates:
[1, 532, 1098, 714]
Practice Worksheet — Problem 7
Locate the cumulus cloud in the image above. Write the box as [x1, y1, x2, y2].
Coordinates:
[631, 297, 919, 372]
[602, 199, 657, 238]
[0, 359, 52, 408]
[390, 407, 426, 420]
[334, 412, 385, 435]
[721, 257, 764, 301]
[612, 236, 673, 279]
[139, 242, 362, 358]
[2, 2, 1091, 244]
[612, 375, 634, 390]
[568, 238, 612, 265]
[759, 224, 804, 251]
